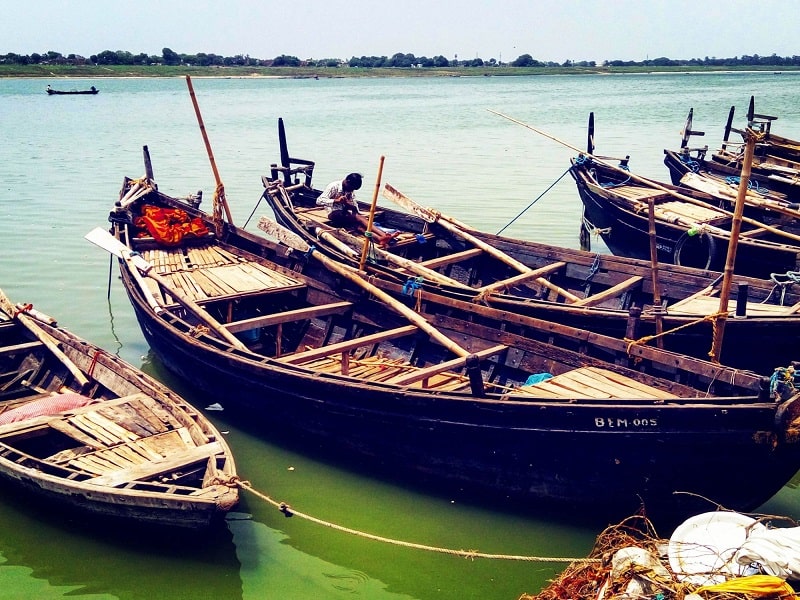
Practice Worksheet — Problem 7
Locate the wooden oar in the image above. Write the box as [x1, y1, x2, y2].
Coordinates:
[257, 216, 473, 358]
[0, 288, 90, 390]
[382, 184, 582, 303]
[488, 109, 800, 245]
[84, 228, 250, 352]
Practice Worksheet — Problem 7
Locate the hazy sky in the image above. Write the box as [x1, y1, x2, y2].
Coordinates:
[3, 0, 796, 64]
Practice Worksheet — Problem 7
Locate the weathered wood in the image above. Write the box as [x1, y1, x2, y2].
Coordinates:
[477, 262, 566, 295]
[223, 301, 353, 333]
[389, 344, 507, 387]
[87, 441, 223, 487]
[278, 325, 418, 364]
[572, 276, 643, 308]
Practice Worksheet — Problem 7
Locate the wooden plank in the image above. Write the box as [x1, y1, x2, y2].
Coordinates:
[223, 301, 353, 333]
[0, 341, 43, 357]
[49, 419, 106, 449]
[572, 276, 643, 308]
[417, 248, 483, 270]
[86, 442, 223, 487]
[557, 369, 644, 399]
[583, 367, 677, 399]
[476, 262, 566, 294]
[278, 325, 418, 364]
[390, 344, 506, 387]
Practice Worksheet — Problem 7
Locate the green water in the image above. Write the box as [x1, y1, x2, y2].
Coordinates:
[0, 73, 799, 599]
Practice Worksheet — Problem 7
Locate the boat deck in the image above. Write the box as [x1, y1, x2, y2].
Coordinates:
[0, 391, 220, 487]
[140, 243, 305, 306]
[513, 366, 677, 400]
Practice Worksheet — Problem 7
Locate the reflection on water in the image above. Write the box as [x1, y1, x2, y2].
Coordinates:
[228, 514, 414, 599]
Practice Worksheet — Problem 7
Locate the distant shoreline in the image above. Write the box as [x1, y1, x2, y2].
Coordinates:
[2, 64, 798, 79]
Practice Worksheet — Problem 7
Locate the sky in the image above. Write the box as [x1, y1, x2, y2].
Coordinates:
[3, 0, 797, 64]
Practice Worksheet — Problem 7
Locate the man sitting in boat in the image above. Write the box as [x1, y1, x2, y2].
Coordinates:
[316, 172, 398, 246]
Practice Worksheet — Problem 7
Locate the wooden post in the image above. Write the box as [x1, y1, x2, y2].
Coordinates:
[185, 75, 234, 229]
[143, 145, 154, 181]
[710, 128, 758, 363]
[647, 199, 664, 348]
[360, 156, 385, 271]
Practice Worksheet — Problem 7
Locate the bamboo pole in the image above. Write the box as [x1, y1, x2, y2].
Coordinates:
[647, 199, 664, 348]
[185, 75, 234, 229]
[488, 109, 800, 245]
[360, 155, 385, 270]
[710, 128, 758, 363]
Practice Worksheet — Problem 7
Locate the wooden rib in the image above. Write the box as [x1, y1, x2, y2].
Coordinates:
[278, 325, 418, 364]
[223, 301, 353, 333]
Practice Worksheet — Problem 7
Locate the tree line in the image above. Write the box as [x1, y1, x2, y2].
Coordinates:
[3, 48, 800, 69]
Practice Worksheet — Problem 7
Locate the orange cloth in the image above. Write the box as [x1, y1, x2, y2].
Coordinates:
[134, 205, 209, 245]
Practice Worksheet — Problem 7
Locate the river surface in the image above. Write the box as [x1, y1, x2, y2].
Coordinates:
[0, 72, 799, 600]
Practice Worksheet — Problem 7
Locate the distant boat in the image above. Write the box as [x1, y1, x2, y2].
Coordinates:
[46, 85, 98, 95]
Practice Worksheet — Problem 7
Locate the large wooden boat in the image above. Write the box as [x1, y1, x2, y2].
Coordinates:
[0, 287, 238, 529]
[572, 151, 800, 279]
[94, 166, 800, 526]
[261, 119, 800, 375]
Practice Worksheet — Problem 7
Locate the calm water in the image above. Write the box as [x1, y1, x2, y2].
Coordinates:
[1, 73, 800, 600]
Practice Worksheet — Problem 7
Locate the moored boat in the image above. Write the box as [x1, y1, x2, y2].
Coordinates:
[572, 150, 800, 279]
[262, 119, 800, 374]
[0, 287, 238, 529]
[92, 163, 800, 527]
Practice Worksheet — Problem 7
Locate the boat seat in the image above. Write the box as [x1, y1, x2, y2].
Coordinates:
[512, 366, 677, 400]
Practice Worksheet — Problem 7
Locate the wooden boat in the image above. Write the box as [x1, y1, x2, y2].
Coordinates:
[92, 165, 800, 526]
[571, 151, 800, 279]
[665, 106, 800, 202]
[46, 85, 99, 95]
[261, 119, 800, 375]
[0, 287, 238, 529]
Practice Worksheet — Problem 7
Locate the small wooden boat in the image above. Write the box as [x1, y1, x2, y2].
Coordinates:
[0, 287, 238, 529]
[262, 119, 800, 374]
[46, 85, 99, 95]
[92, 162, 800, 526]
[665, 106, 800, 202]
[572, 150, 800, 279]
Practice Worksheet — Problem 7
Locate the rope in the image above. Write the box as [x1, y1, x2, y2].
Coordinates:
[497, 166, 573, 235]
[237, 480, 596, 563]
[12, 302, 33, 318]
[625, 311, 729, 353]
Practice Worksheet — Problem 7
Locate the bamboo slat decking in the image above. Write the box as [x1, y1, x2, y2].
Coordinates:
[140, 243, 305, 305]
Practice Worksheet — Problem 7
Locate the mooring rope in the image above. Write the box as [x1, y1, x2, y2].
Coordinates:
[236, 481, 597, 563]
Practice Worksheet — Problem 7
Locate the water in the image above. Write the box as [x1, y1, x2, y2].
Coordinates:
[1, 72, 800, 599]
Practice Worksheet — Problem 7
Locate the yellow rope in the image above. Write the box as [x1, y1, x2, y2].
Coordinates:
[625, 310, 728, 353]
[237, 480, 597, 563]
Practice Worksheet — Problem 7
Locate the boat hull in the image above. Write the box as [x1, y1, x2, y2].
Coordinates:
[122, 267, 800, 525]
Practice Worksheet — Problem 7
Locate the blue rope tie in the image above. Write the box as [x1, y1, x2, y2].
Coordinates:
[303, 245, 317, 260]
[402, 277, 425, 296]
